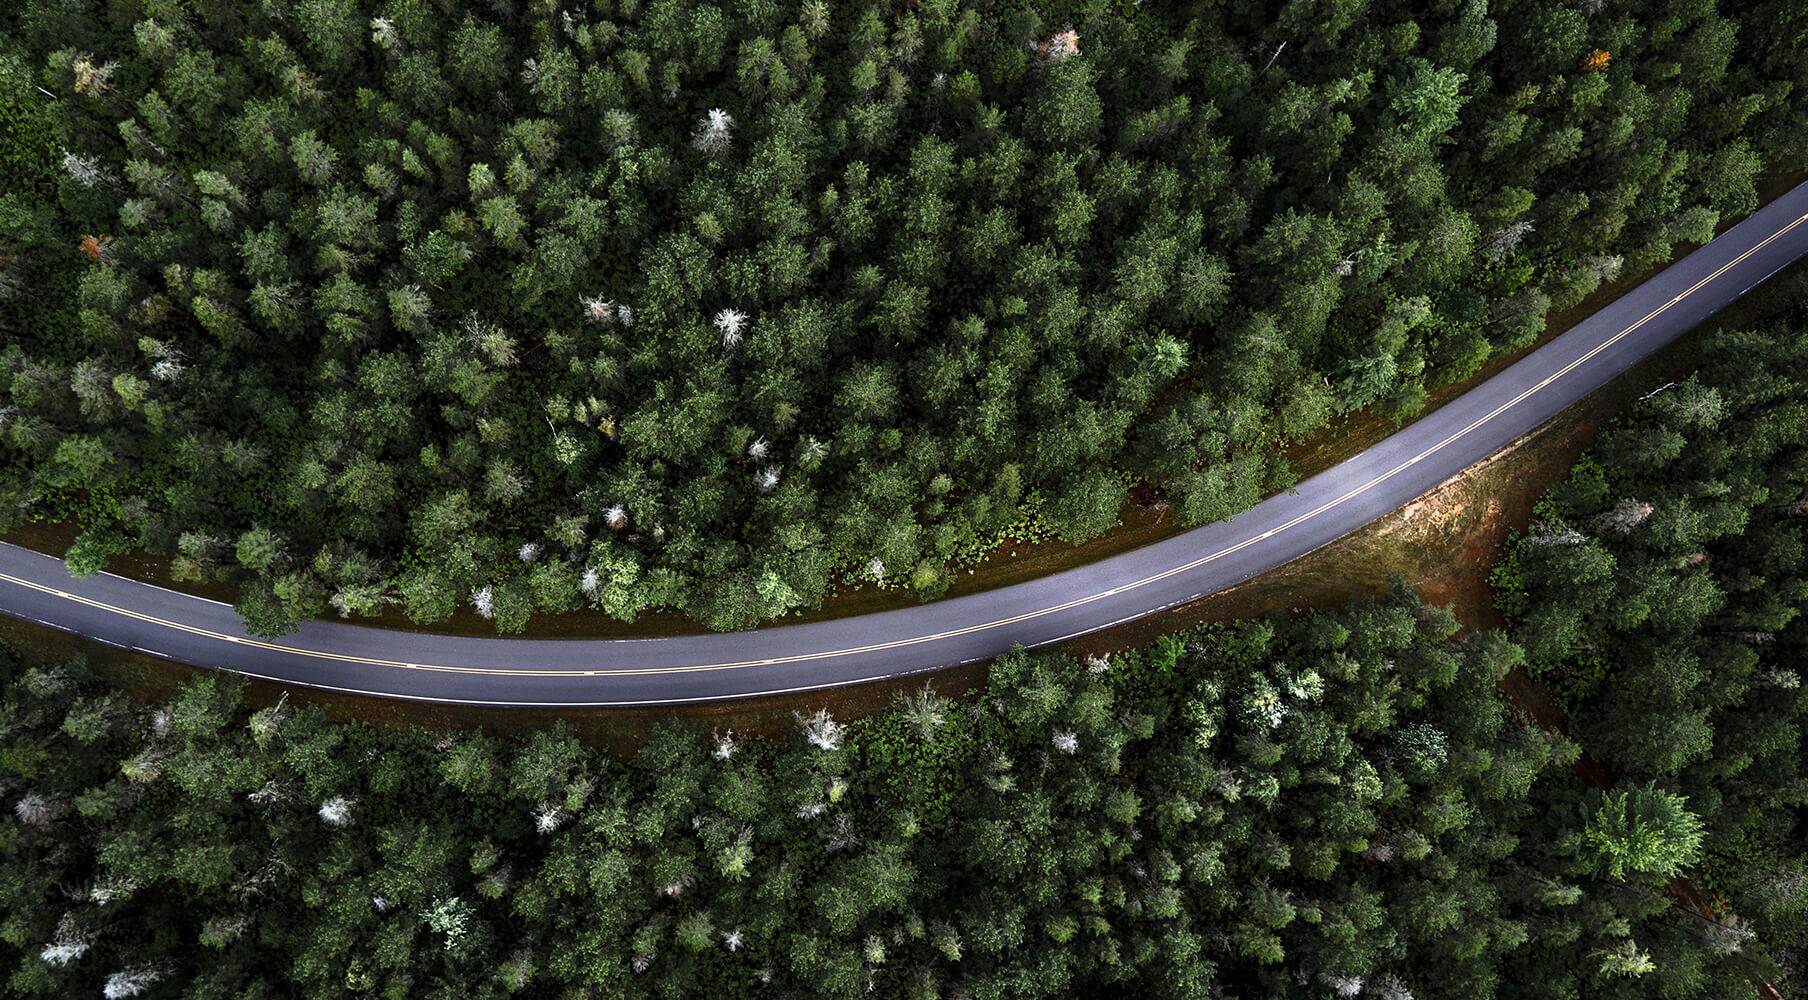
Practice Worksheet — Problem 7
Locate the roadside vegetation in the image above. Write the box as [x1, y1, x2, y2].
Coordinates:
[4, 0, 1808, 634]
[6, 295, 1808, 998]
[4, 2, 1807, 992]
[1490, 290, 1808, 980]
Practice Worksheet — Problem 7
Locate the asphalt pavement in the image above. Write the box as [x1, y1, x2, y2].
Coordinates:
[6, 181, 1808, 706]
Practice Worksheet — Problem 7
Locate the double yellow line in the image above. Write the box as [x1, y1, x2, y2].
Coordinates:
[5, 209, 1807, 681]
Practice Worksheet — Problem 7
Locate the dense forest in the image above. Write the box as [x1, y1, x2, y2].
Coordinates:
[5, 0, 1808, 634]
[7, 294, 1808, 996]
[0, 597, 1787, 998]
[1492, 289, 1808, 983]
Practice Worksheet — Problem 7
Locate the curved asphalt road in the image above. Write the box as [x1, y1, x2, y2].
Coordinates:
[6, 182, 1808, 706]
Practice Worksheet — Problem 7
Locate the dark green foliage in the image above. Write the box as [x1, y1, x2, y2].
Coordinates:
[0, 53, 56, 195]
[1, 0, 1802, 634]
[2, 576, 1791, 997]
[0, 44, 78, 500]
[1497, 284, 1808, 989]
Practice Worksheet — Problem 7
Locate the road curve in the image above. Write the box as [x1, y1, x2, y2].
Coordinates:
[7, 182, 1808, 706]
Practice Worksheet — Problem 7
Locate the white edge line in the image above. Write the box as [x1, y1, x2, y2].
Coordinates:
[1, 544, 238, 607]
[208, 663, 938, 708]
[99, 569, 235, 607]
[3, 196, 1807, 699]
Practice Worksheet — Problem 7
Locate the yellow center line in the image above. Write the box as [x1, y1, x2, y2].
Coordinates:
[6, 210, 1808, 679]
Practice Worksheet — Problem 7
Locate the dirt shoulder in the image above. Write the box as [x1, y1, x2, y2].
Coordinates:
[12, 173, 1800, 642]
[0, 277, 1708, 750]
